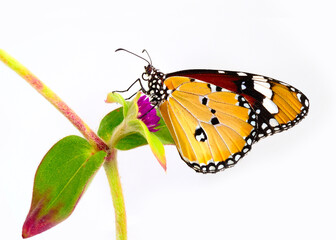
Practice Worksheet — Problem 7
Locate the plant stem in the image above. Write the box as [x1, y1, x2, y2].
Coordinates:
[1, 49, 127, 239]
[0, 49, 108, 152]
[104, 148, 127, 240]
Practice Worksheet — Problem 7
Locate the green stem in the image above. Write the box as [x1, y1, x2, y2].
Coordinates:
[0, 49, 127, 239]
[104, 148, 127, 240]
[0, 49, 108, 152]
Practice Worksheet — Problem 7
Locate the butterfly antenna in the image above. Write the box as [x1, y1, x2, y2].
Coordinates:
[142, 49, 152, 65]
[115, 48, 151, 65]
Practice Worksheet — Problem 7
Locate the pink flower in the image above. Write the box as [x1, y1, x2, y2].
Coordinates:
[137, 95, 160, 132]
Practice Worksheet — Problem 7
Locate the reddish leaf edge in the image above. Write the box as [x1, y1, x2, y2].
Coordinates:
[22, 137, 106, 238]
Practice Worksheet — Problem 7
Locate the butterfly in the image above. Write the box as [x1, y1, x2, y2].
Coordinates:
[116, 49, 309, 173]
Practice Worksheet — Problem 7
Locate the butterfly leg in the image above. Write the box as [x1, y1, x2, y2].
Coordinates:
[112, 78, 144, 93]
[124, 90, 141, 100]
[112, 78, 147, 99]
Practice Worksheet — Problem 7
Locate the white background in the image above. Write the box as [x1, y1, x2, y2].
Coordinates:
[0, 0, 335, 240]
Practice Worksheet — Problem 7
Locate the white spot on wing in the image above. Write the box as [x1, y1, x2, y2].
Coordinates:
[209, 165, 216, 171]
[297, 93, 302, 101]
[262, 98, 279, 114]
[254, 82, 273, 98]
[227, 159, 235, 165]
[280, 81, 290, 87]
[269, 118, 279, 127]
[255, 81, 271, 88]
[209, 84, 216, 92]
[218, 164, 224, 170]
[237, 72, 247, 76]
[252, 75, 267, 82]
[196, 133, 205, 142]
[218, 70, 225, 74]
[195, 126, 207, 142]
[247, 138, 252, 145]
[305, 99, 309, 107]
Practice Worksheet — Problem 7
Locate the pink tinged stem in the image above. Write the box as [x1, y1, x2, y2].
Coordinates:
[0, 49, 108, 152]
[1, 50, 127, 238]
[104, 149, 127, 240]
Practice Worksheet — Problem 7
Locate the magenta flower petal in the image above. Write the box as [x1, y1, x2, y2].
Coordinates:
[137, 95, 160, 132]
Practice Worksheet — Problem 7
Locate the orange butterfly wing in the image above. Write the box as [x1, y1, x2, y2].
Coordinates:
[257, 79, 309, 137]
[159, 76, 256, 173]
[166, 70, 309, 142]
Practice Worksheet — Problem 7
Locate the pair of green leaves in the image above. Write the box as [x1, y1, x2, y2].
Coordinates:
[22, 93, 174, 238]
[102, 92, 174, 169]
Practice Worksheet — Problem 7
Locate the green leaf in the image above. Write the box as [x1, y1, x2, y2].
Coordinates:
[124, 92, 141, 120]
[128, 119, 166, 171]
[97, 107, 124, 142]
[105, 92, 141, 119]
[98, 107, 148, 150]
[106, 92, 128, 117]
[115, 133, 148, 150]
[98, 107, 175, 150]
[22, 136, 106, 238]
[153, 110, 175, 145]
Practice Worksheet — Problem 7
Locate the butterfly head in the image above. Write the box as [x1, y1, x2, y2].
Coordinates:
[115, 48, 168, 105]
[142, 64, 155, 80]
[142, 64, 163, 80]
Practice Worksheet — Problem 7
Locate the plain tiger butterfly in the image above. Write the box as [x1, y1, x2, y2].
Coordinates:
[115, 48, 309, 173]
